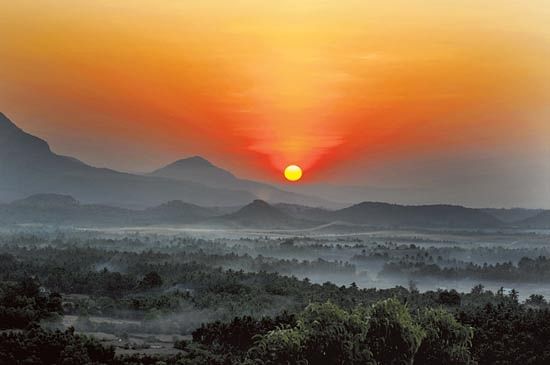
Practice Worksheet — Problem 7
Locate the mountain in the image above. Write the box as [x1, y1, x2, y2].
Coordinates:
[150, 156, 236, 183]
[0, 113, 259, 208]
[272, 201, 506, 229]
[0, 194, 219, 226]
[331, 202, 504, 228]
[214, 200, 315, 229]
[141, 200, 217, 224]
[12, 193, 80, 208]
[0, 193, 511, 230]
[274, 203, 334, 223]
[0, 194, 133, 225]
[277, 183, 426, 206]
[150, 157, 334, 207]
[482, 208, 544, 224]
[518, 211, 550, 229]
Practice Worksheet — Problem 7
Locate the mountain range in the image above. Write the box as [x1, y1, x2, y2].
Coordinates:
[2, 112, 549, 230]
[0, 113, 328, 208]
[2, 192, 549, 229]
[149, 156, 330, 207]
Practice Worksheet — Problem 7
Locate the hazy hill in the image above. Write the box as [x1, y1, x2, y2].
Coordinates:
[0, 194, 219, 226]
[141, 200, 217, 224]
[331, 202, 504, 228]
[274, 203, 334, 223]
[0, 194, 132, 225]
[482, 208, 544, 224]
[0, 193, 512, 229]
[518, 211, 550, 229]
[274, 201, 506, 229]
[12, 193, 80, 208]
[0, 113, 259, 208]
[150, 156, 333, 207]
[214, 199, 316, 229]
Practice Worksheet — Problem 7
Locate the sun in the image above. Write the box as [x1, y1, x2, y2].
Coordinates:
[284, 164, 303, 182]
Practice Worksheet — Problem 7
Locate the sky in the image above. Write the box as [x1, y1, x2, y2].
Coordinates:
[1, 1, 550, 207]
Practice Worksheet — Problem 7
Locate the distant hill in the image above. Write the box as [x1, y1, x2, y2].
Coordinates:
[0, 194, 132, 225]
[518, 211, 550, 229]
[141, 200, 217, 224]
[150, 156, 333, 207]
[0, 113, 337, 208]
[0, 194, 513, 230]
[274, 203, 333, 223]
[0, 194, 218, 226]
[0, 113, 261, 208]
[214, 200, 316, 229]
[12, 193, 80, 208]
[482, 208, 544, 224]
[274, 201, 505, 229]
[331, 202, 504, 228]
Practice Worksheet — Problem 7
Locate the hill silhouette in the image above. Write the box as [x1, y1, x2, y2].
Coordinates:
[332, 202, 504, 228]
[518, 210, 550, 229]
[150, 156, 331, 207]
[214, 200, 316, 229]
[0, 113, 271, 208]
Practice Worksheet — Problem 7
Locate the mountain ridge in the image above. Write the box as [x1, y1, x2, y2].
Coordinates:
[0, 113, 322, 208]
[149, 156, 334, 207]
[0, 193, 529, 230]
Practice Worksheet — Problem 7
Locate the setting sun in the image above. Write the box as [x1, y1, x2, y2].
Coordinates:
[284, 165, 303, 182]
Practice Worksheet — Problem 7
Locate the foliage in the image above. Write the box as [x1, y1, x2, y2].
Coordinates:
[366, 298, 425, 365]
[416, 308, 475, 365]
[0, 326, 115, 365]
[458, 302, 550, 364]
[0, 277, 62, 329]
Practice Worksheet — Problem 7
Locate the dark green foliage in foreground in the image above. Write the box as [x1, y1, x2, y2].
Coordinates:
[1, 276, 550, 364]
[366, 299, 425, 364]
[0, 326, 115, 365]
[416, 308, 475, 365]
[0, 277, 62, 329]
[2, 241, 550, 364]
[458, 302, 550, 365]
[193, 312, 296, 354]
[0, 299, 475, 365]
[247, 302, 373, 365]
[192, 300, 473, 365]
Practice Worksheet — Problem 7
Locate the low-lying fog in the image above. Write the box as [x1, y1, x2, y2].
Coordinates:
[14, 224, 550, 301]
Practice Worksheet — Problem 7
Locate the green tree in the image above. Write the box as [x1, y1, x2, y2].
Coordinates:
[366, 298, 425, 365]
[247, 327, 307, 365]
[298, 302, 373, 365]
[415, 308, 474, 365]
[247, 302, 373, 365]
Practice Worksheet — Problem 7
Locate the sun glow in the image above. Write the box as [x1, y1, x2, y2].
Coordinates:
[284, 165, 303, 182]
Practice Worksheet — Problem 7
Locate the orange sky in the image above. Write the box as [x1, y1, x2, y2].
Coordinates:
[1, 1, 549, 201]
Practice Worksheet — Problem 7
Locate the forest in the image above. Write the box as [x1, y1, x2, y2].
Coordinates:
[1, 230, 550, 364]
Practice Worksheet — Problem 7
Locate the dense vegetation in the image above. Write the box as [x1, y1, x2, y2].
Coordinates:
[1, 232, 550, 364]
[382, 255, 550, 282]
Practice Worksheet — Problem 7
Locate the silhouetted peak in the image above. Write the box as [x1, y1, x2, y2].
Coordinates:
[0, 113, 52, 155]
[172, 156, 214, 168]
[248, 199, 272, 208]
[234, 199, 285, 216]
[151, 155, 236, 181]
[0, 112, 19, 130]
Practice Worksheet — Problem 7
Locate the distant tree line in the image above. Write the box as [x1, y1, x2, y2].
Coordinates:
[382, 256, 550, 282]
